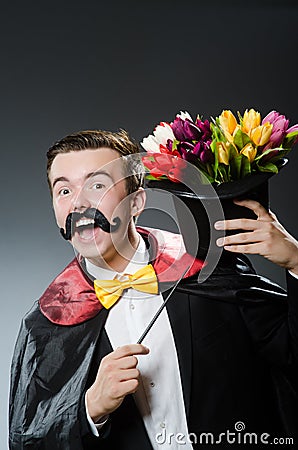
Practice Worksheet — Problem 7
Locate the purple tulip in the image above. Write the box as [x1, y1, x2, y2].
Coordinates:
[287, 124, 298, 134]
[262, 111, 279, 124]
[262, 110, 289, 150]
[177, 141, 195, 153]
[286, 124, 298, 145]
[177, 142, 198, 162]
[192, 142, 202, 155]
[172, 118, 202, 141]
[185, 120, 202, 140]
[177, 140, 214, 164]
[196, 119, 212, 140]
[199, 143, 214, 164]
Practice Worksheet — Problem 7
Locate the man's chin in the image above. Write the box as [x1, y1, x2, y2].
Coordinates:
[71, 230, 105, 259]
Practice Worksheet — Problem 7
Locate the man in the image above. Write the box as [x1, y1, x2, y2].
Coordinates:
[9, 129, 298, 449]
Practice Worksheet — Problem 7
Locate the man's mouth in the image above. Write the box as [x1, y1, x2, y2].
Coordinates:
[75, 218, 97, 240]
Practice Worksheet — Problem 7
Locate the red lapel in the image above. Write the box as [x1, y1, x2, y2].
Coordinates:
[39, 227, 204, 325]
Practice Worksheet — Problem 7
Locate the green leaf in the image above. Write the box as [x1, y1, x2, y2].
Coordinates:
[282, 131, 298, 149]
[256, 162, 278, 173]
[233, 129, 251, 150]
[285, 131, 298, 140]
[228, 143, 239, 160]
[229, 154, 242, 179]
[206, 163, 215, 181]
[240, 155, 251, 178]
[145, 175, 159, 180]
[212, 120, 227, 142]
[217, 165, 229, 183]
[145, 174, 169, 180]
[255, 147, 290, 163]
[171, 140, 179, 151]
[255, 147, 281, 161]
[210, 139, 219, 177]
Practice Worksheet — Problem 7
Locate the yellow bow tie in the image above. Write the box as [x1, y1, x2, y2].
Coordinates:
[94, 264, 158, 309]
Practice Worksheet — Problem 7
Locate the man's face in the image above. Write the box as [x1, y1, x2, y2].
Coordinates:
[49, 148, 141, 267]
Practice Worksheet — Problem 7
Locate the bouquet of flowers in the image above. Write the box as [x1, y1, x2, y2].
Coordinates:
[141, 109, 298, 185]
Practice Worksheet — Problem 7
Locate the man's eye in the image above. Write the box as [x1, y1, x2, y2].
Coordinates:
[92, 183, 104, 190]
[59, 188, 70, 196]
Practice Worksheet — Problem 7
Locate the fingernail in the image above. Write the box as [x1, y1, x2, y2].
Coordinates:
[216, 238, 224, 246]
[214, 221, 224, 230]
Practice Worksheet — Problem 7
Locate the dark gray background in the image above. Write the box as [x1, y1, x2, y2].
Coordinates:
[1, 1, 297, 447]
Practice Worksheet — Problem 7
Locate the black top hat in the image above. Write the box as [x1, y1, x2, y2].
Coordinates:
[145, 158, 288, 259]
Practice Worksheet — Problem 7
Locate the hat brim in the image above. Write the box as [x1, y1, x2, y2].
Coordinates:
[145, 158, 288, 200]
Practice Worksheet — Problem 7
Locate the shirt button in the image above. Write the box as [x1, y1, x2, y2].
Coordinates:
[130, 304, 135, 310]
[160, 422, 166, 429]
[150, 382, 155, 387]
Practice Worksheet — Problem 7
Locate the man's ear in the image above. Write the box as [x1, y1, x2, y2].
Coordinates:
[130, 188, 146, 218]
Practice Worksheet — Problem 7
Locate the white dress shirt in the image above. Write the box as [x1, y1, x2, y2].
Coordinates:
[85, 235, 193, 449]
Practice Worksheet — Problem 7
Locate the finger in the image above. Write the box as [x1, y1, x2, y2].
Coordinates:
[117, 368, 140, 382]
[222, 242, 266, 254]
[216, 230, 267, 247]
[233, 199, 271, 221]
[113, 344, 150, 359]
[102, 355, 139, 371]
[114, 379, 140, 398]
[116, 355, 139, 369]
[215, 218, 265, 231]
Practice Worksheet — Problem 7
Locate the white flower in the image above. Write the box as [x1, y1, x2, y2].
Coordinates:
[154, 122, 175, 142]
[141, 122, 175, 152]
[141, 134, 160, 153]
[176, 111, 193, 121]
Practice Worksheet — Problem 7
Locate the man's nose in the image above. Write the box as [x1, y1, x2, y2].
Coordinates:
[71, 189, 91, 212]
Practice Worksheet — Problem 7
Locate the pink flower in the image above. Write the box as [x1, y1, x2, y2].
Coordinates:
[287, 124, 298, 134]
[286, 124, 298, 145]
[262, 110, 289, 151]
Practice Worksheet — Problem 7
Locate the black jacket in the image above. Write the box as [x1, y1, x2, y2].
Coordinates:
[9, 253, 298, 449]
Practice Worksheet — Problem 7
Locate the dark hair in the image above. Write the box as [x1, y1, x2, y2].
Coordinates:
[47, 129, 144, 194]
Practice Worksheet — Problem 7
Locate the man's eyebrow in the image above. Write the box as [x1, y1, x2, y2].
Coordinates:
[85, 170, 114, 181]
[52, 170, 114, 189]
[52, 176, 69, 189]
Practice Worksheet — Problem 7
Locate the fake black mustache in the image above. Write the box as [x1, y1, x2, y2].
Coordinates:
[60, 207, 121, 241]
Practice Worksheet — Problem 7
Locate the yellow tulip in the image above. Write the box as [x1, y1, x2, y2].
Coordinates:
[240, 143, 257, 162]
[217, 142, 230, 165]
[219, 110, 238, 142]
[250, 122, 273, 146]
[242, 109, 261, 136]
